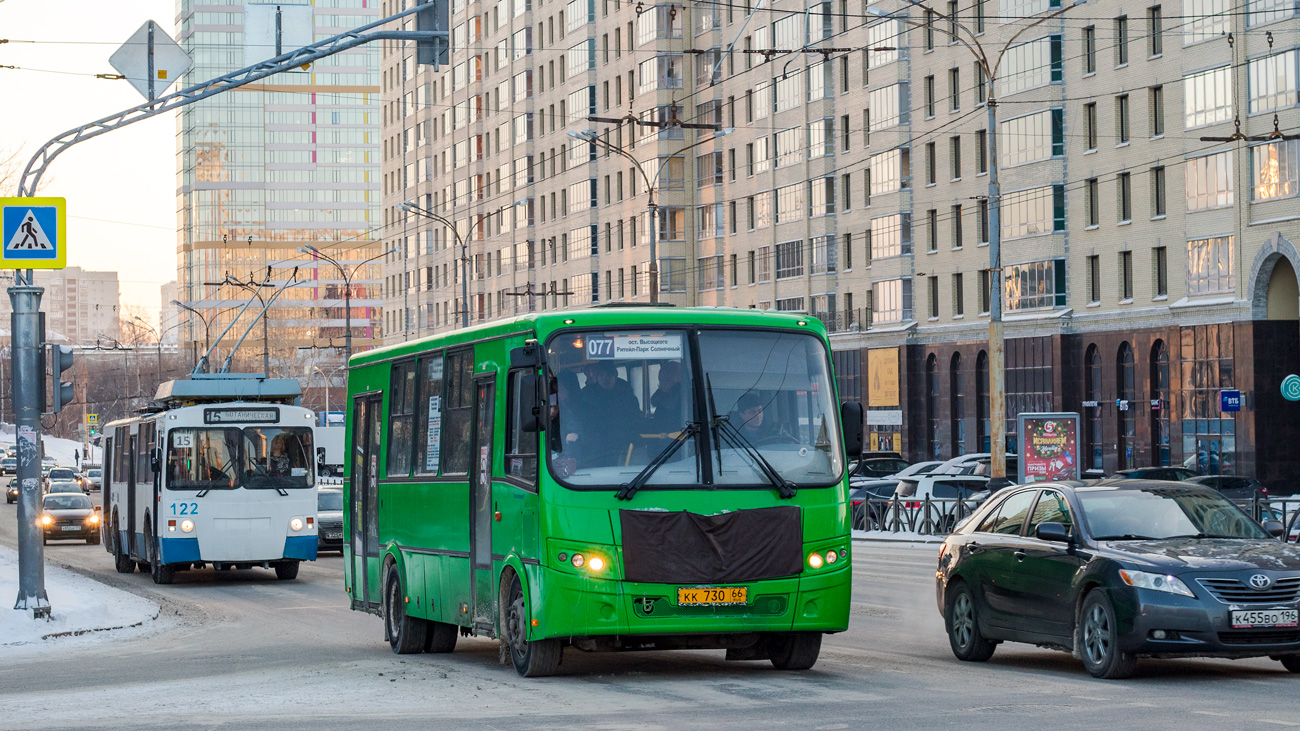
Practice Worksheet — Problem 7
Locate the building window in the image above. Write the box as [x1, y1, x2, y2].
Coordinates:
[1185, 0, 1230, 44]
[924, 75, 936, 117]
[1186, 235, 1234, 294]
[976, 130, 988, 173]
[1084, 345, 1103, 471]
[1115, 16, 1129, 65]
[978, 199, 990, 244]
[1185, 151, 1234, 210]
[1248, 50, 1299, 116]
[1154, 246, 1168, 296]
[1083, 26, 1096, 74]
[867, 20, 901, 67]
[1084, 103, 1098, 151]
[1183, 66, 1233, 129]
[1116, 94, 1131, 144]
[1087, 255, 1101, 303]
[1150, 340, 1171, 466]
[1002, 185, 1065, 239]
[1152, 165, 1167, 216]
[1000, 109, 1064, 168]
[1117, 342, 1136, 470]
[1086, 177, 1100, 226]
[950, 136, 962, 179]
[1249, 0, 1297, 25]
[976, 351, 990, 451]
[811, 235, 838, 274]
[1004, 259, 1066, 310]
[979, 269, 990, 313]
[926, 354, 940, 459]
[1005, 337, 1054, 446]
[1120, 250, 1134, 300]
[1180, 324, 1235, 474]
[1149, 85, 1165, 137]
[868, 84, 904, 130]
[756, 245, 771, 282]
[925, 142, 937, 185]
[872, 278, 911, 323]
[869, 148, 908, 194]
[775, 297, 806, 312]
[948, 67, 960, 111]
[1148, 5, 1163, 55]
[775, 183, 806, 223]
[928, 277, 939, 319]
[927, 209, 938, 252]
[951, 353, 966, 456]
[1118, 171, 1133, 222]
[775, 240, 804, 279]
[951, 204, 963, 248]
[953, 273, 965, 316]
[869, 213, 911, 259]
[1002, 35, 1062, 96]
[1252, 140, 1300, 201]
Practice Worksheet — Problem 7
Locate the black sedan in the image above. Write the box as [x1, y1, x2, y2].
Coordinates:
[317, 488, 344, 552]
[936, 480, 1300, 678]
[40, 492, 102, 545]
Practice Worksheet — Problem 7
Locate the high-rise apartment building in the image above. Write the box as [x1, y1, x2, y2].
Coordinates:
[379, 0, 1300, 485]
[176, 0, 383, 368]
[0, 267, 121, 345]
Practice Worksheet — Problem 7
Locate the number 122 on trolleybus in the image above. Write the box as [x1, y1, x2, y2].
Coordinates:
[102, 376, 320, 584]
[344, 308, 863, 676]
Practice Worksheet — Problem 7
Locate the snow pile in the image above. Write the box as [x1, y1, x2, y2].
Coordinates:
[0, 428, 102, 467]
[0, 545, 158, 652]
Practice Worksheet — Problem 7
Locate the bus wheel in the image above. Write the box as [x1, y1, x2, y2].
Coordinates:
[768, 632, 822, 671]
[145, 526, 175, 585]
[112, 519, 134, 574]
[424, 621, 459, 653]
[503, 574, 561, 677]
[274, 561, 300, 580]
[384, 569, 428, 654]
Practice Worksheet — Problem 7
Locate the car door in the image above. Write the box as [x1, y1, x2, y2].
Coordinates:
[1012, 489, 1085, 641]
[968, 489, 1040, 631]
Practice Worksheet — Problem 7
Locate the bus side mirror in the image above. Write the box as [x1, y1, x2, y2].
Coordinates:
[510, 345, 541, 369]
[840, 401, 863, 459]
[519, 374, 544, 432]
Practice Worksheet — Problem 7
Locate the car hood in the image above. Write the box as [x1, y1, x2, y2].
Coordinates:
[317, 510, 344, 521]
[1103, 538, 1300, 571]
[45, 509, 94, 519]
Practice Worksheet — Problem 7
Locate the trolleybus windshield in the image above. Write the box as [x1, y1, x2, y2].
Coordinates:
[545, 328, 843, 489]
[166, 427, 315, 490]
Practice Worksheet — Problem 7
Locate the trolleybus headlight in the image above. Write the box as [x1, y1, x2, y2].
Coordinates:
[39, 515, 52, 527]
[587, 556, 605, 572]
[825, 550, 838, 564]
[807, 552, 824, 569]
[571, 553, 585, 568]
[180, 519, 194, 533]
[290, 517, 305, 532]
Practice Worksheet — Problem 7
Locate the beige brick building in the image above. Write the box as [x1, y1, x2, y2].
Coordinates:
[378, 0, 1300, 484]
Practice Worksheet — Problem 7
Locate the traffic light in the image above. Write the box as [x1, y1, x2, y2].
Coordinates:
[49, 344, 75, 414]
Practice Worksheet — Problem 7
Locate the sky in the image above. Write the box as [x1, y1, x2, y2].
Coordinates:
[2, 0, 181, 326]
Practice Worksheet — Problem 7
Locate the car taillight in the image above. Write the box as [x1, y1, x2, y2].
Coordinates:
[906, 501, 920, 509]
[851, 499, 863, 507]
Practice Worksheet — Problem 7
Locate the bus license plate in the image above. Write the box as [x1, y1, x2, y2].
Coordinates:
[677, 587, 747, 606]
[1232, 609, 1298, 628]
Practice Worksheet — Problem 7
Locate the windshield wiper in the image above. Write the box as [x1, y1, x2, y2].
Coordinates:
[1093, 534, 1161, 541]
[705, 376, 796, 499]
[616, 422, 699, 501]
[1167, 533, 1243, 540]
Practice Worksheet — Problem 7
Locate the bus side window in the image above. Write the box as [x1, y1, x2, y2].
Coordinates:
[441, 349, 475, 475]
[505, 369, 539, 484]
[387, 359, 418, 478]
[414, 353, 445, 475]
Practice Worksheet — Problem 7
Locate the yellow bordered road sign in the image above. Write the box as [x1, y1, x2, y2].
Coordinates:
[1, 197, 66, 269]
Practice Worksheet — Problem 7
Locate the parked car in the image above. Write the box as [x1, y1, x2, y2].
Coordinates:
[851, 457, 912, 479]
[931, 452, 1020, 478]
[1186, 475, 1269, 501]
[84, 467, 103, 491]
[46, 480, 85, 495]
[317, 488, 344, 552]
[39, 492, 101, 545]
[937, 479, 1300, 679]
[892, 475, 991, 532]
[892, 461, 945, 478]
[1106, 467, 1198, 482]
[849, 479, 901, 530]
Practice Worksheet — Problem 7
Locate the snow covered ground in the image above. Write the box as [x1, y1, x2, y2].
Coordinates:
[0, 545, 159, 654]
[0, 425, 102, 466]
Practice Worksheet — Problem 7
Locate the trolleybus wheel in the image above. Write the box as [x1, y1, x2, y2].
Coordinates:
[503, 574, 561, 677]
[145, 525, 175, 585]
[384, 569, 428, 654]
[274, 561, 300, 580]
[768, 632, 823, 670]
[424, 621, 459, 653]
[112, 518, 134, 574]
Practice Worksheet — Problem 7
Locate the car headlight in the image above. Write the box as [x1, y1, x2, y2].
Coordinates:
[1119, 569, 1195, 598]
[39, 515, 52, 526]
[88, 514, 100, 524]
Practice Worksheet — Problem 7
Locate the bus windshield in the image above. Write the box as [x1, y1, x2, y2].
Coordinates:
[166, 427, 314, 490]
[242, 427, 315, 489]
[167, 429, 240, 490]
[545, 328, 842, 489]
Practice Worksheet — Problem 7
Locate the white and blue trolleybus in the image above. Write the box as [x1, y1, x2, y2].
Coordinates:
[102, 374, 319, 583]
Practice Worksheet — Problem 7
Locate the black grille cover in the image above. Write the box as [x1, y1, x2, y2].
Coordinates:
[619, 506, 803, 584]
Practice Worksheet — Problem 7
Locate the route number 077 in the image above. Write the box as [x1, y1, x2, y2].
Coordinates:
[170, 502, 199, 516]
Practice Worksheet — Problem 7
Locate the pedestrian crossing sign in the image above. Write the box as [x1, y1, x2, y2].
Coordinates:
[0, 197, 66, 269]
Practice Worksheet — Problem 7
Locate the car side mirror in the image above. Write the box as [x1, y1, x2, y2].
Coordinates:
[840, 401, 863, 459]
[1263, 519, 1285, 538]
[94, 505, 102, 513]
[1035, 522, 1072, 543]
[518, 373, 544, 432]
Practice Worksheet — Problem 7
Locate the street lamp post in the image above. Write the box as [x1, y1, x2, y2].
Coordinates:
[566, 128, 731, 304]
[172, 299, 212, 371]
[868, 0, 1084, 479]
[296, 245, 397, 361]
[399, 202, 509, 328]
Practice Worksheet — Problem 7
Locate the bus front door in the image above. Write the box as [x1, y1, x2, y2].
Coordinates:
[126, 433, 138, 558]
[351, 393, 383, 610]
[470, 378, 496, 635]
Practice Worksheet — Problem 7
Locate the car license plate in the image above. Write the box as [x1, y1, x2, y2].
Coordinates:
[61, 525, 80, 532]
[1231, 609, 1299, 628]
[677, 586, 747, 606]
[324, 532, 341, 540]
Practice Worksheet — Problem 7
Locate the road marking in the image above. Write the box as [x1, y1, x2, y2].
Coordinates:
[1259, 720, 1300, 727]
[1193, 711, 1233, 718]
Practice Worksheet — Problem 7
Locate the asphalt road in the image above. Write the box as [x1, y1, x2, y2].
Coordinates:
[3, 500, 1300, 730]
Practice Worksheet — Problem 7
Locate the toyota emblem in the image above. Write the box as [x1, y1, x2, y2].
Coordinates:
[1249, 573, 1273, 590]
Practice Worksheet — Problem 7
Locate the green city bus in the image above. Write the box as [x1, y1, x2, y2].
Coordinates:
[343, 307, 862, 676]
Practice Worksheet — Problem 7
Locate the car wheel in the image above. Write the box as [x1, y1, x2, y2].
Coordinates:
[1079, 590, 1136, 679]
[274, 560, 300, 580]
[768, 632, 823, 670]
[502, 573, 562, 677]
[945, 581, 997, 662]
[384, 568, 427, 654]
[1279, 655, 1300, 673]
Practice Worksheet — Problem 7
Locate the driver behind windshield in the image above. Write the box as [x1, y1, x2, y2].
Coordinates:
[574, 360, 641, 466]
[732, 392, 794, 443]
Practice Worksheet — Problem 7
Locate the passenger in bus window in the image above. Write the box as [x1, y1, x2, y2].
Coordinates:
[649, 360, 685, 430]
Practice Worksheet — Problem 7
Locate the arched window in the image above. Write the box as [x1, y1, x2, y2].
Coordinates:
[1150, 340, 1170, 466]
[1118, 342, 1135, 469]
[926, 354, 941, 459]
[976, 351, 990, 452]
[950, 353, 966, 456]
[1085, 345, 1103, 471]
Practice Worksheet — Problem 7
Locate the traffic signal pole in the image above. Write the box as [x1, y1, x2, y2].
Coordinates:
[11, 278, 49, 617]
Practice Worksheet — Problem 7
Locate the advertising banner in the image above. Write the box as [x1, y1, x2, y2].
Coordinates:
[1016, 412, 1080, 484]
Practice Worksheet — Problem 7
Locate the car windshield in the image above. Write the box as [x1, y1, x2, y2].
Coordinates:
[48, 482, 81, 493]
[88, 470, 101, 478]
[545, 328, 842, 489]
[318, 491, 344, 512]
[44, 494, 91, 510]
[1079, 487, 1271, 540]
[49, 469, 75, 480]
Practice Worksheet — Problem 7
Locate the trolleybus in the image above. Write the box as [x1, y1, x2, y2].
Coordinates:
[344, 307, 862, 676]
[102, 375, 320, 584]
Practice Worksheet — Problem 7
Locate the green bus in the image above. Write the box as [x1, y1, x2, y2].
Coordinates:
[343, 307, 862, 676]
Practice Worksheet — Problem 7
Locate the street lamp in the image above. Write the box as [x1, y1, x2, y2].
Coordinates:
[566, 127, 732, 304]
[867, 0, 1085, 479]
[311, 364, 347, 418]
[131, 315, 163, 384]
[172, 299, 212, 371]
[296, 244, 398, 361]
[400, 201, 511, 328]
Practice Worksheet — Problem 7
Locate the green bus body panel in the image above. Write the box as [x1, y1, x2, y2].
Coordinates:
[342, 308, 851, 641]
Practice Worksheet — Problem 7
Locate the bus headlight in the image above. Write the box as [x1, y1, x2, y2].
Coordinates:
[587, 556, 605, 572]
[290, 517, 305, 532]
[180, 520, 194, 533]
[808, 553, 824, 569]
[571, 553, 584, 568]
